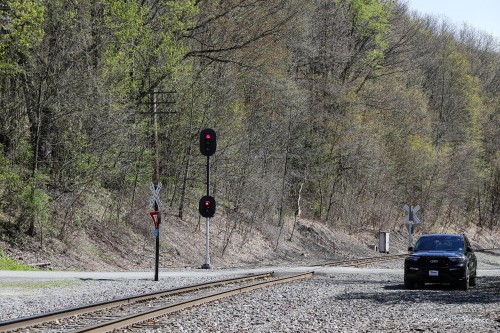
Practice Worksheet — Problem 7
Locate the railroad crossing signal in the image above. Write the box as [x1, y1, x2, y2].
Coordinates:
[403, 204, 420, 224]
[149, 182, 164, 209]
[200, 128, 217, 156]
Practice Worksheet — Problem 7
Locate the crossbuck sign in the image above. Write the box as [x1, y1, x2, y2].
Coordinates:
[403, 204, 420, 224]
[149, 182, 164, 209]
[403, 204, 420, 248]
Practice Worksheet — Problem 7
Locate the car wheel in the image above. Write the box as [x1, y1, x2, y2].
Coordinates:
[458, 267, 469, 291]
[404, 276, 414, 289]
[469, 271, 476, 287]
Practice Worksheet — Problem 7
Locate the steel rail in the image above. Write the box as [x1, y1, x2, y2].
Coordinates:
[72, 271, 314, 333]
[0, 271, 274, 332]
[475, 247, 500, 252]
[321, 247, 500, 268]
[322, 254, 407, 267]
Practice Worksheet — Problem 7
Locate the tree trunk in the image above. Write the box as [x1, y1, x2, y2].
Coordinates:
[178, 76, 197, 219]
[275, 109, 293, 250]
[289, 183, 303, 242]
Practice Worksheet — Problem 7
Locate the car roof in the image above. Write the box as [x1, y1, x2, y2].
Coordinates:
[418, 234, 463, 238]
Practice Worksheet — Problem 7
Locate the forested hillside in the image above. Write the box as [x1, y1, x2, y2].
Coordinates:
[1, 0, 499, 252]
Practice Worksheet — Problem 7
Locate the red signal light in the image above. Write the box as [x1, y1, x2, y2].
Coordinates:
[200, 129, 216, 156]
[199, 195, 216, 217]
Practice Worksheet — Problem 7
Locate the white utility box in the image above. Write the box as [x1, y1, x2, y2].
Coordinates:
[379, 231, 390, 253]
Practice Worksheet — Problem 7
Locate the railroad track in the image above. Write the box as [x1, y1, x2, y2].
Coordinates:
[321, 254, 407, 268]
[0, 271, 313, 333]
[321, 246, 500, 268]
[475, 247, 500, 253]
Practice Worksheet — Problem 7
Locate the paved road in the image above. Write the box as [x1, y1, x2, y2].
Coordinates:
[1, 266, 499, 281]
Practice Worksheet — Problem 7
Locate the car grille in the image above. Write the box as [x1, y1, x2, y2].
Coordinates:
[421, 257, 448, 267]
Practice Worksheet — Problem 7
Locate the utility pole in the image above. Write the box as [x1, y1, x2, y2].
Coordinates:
[151, 91, 161, 281]
[141, 89, 176, 281]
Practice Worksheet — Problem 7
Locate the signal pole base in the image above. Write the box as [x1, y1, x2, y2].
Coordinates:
[201, 263, 211, 269]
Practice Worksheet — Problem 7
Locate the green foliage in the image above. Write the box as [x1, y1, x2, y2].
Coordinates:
[1, 0, 499, 249]
[349, 0, 393, 62]
[0, 249, 34, 270]
[21, 172, 51, 231]
[350, 0, 392, 36]
[0, 148, 51, 236]
[0, 0, 44, 74]
[101, 0, 198, 96]
[0, 150, 25, 213]
[59, 122, 99, 185]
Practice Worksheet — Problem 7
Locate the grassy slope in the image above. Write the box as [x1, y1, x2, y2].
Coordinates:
[0, 250, 33, 270]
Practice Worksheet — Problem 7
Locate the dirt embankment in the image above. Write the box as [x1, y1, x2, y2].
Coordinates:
[1, 214, 499, 272]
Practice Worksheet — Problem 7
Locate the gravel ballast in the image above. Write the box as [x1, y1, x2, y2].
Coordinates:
[154, 273, 500, 333]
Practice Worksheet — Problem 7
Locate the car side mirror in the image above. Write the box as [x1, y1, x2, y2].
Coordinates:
[466, 246, 474, 253]
[408, 246, 414, 252]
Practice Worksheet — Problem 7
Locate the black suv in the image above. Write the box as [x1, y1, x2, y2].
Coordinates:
[404, 234, 477, 290]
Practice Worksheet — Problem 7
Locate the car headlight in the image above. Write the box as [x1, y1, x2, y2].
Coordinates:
[406, 256, 420, 262]
[448, 256, 466, 263]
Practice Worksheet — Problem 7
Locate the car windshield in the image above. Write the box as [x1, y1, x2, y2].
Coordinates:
[414, 236, 464, 252]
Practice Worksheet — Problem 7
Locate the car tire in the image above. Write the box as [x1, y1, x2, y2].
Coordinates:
[404, 276, 414, 289]
[469, 272, 476, 287]
[458, 267, 469, 291]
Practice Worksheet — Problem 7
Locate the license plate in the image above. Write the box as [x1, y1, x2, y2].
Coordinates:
[429, 270, 439, 277]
